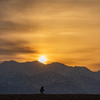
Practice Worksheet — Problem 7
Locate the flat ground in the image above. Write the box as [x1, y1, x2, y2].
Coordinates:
[0, 94, 100, 100]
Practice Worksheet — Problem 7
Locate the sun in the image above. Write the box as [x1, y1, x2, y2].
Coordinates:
[38, 55, 47, 64]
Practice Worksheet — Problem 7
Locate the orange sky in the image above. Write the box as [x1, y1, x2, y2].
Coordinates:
[0, 0, 100, 71]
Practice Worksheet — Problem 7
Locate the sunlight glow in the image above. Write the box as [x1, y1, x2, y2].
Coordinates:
[38, 56, 47, 64]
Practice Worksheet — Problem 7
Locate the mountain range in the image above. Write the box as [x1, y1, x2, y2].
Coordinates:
[0, 60, 100, 94]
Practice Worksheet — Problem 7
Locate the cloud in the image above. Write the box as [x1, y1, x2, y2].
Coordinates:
[0, 0, 38, 35]
[91, 63, 100, 66]
[69, 48, 97, 54]
[0, 40, 37, 55]
[0, 20, 37, 34]
[89, 63, 100, 71]
[0, 0, 100, 35]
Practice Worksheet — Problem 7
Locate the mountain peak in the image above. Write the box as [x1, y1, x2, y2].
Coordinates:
[74, 66, 91, 71]
[25, 60, 45, 65]
[1, 60, 18, 65]
[9, 60, 18, 63]
[48, 62, 68, 67]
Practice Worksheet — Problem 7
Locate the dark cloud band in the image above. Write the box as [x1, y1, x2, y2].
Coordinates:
[0, 40, 37, 55]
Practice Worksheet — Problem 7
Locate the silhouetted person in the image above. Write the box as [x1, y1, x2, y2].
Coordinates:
[40, 86, 45, 94]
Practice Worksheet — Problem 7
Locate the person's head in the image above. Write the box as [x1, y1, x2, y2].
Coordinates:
[42, 86, 44, 88]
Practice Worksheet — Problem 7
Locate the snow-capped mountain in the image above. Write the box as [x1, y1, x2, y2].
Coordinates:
[0, 60, 100, 94]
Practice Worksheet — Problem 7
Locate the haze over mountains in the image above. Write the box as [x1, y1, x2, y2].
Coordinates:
[0, 60, 100, 94]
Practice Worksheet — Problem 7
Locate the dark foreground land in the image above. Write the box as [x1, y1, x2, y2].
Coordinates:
[0, 94, 100, 100]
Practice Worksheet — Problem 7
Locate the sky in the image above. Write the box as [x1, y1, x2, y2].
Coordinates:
[0, 0, 100, 71]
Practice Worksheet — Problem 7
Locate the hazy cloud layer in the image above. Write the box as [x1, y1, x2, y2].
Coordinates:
[0, 21, 37, 34]
[0, 40, 37, 55]
[0, 0, 100, 35]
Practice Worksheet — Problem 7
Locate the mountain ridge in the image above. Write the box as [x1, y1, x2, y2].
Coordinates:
[0, 60, 100, 94]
